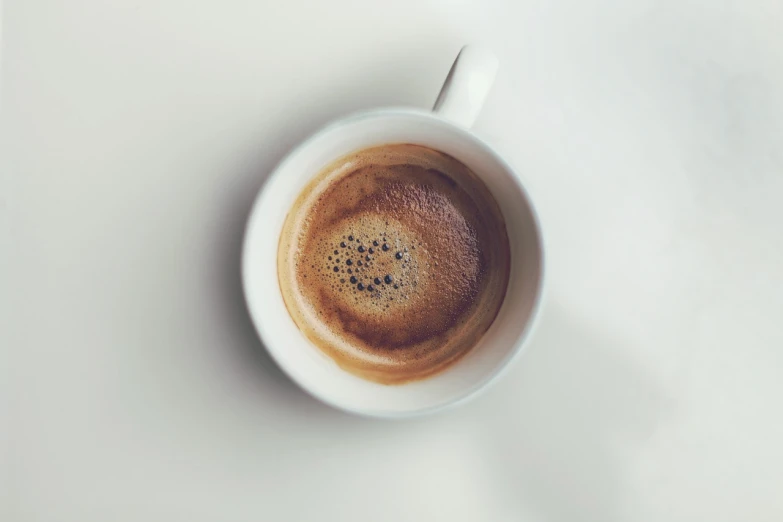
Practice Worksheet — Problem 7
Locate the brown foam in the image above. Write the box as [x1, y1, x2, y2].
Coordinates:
[277, 144, 510, 384]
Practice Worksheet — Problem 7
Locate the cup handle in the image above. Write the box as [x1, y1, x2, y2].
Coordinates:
[432, 45, 499, 128]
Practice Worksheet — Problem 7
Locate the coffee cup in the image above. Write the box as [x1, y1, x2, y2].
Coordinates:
[242, 45, 545, 417]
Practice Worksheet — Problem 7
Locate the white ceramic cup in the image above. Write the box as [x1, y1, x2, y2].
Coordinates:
[242, 45, 545, 418]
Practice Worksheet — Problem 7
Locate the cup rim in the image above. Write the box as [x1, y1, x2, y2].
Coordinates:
[241, 107, 547, 418]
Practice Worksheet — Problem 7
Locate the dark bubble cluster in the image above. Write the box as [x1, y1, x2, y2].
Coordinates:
[309, 229, 415, 306]
[328, 233, 405, 296]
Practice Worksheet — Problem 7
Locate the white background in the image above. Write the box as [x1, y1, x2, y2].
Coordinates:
[3, 0, 783, 520]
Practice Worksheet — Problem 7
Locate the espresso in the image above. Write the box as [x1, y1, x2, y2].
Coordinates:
[277, 144, 510, 384]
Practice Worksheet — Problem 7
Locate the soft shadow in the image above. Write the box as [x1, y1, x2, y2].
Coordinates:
[474, 301, 671, 521]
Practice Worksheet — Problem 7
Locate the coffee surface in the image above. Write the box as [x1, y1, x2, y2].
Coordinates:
[278, 144, 510, 384]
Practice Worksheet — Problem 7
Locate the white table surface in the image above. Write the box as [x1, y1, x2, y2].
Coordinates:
[3, 0, 783, 520]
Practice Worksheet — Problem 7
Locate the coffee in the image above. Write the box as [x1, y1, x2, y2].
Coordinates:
[277, 144, 510, 384]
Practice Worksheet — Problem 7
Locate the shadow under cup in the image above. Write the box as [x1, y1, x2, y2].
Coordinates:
[242, 109, 544, 417]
